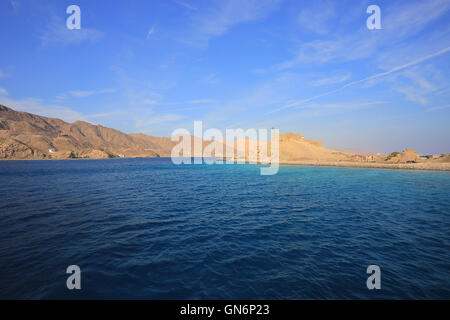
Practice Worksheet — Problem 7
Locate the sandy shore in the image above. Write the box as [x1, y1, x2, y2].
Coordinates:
[2, 157, 450, 172]
[279, 160, 450, 171]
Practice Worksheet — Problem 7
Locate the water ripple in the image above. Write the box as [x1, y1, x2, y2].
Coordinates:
[0, 159, 449, 299]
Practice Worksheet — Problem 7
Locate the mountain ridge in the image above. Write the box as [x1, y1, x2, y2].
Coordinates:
[1, 104, 449, 165]
[1, 104, 353, 161]
[0, 104, 165, 159]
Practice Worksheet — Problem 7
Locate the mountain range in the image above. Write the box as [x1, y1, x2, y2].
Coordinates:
[1, 104, 449, 165]
[0, 104, 349, 161]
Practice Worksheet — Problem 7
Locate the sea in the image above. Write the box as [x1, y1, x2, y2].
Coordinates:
[0, 158, 449, 299]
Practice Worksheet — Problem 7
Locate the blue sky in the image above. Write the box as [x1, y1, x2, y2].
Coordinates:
[0, 0, 449, 154]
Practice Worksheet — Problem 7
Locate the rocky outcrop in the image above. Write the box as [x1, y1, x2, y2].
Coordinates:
[0, 137, 37, 159]
[0, 105, 161, 159]
[0, 104, 448, 164]
[276, 132, 349, 162]
[386, 149, 419, 163]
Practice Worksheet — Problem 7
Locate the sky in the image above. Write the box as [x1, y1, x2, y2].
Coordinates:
[0, 0, 449, 154]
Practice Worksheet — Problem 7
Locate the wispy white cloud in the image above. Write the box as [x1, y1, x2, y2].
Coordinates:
[268, 46, 450, 114]
[396, 87, 429, 105]
[110, 66, 164, 105]
[42, 29, 102, 46]
[403, 70, 436, 92]
[189, 99, 216, 104]
[57, 89, 115, 99]
[0, 69, 7, 78]
[297, 0, 336, 35]
[0, 88, 8, 96]
[146, 25, 156, 39]
[236, 99, 389, 132]
[67, 91, 96, 98]
[392, 69, 438, 105]
[269, 0, 450, 70]
[0, 96, 85, 123]
[174, 0, 198, 11]
[426, 103, 450, 112]
[40, 14, 103, 46]
[341, 47, 450, 89]
[198, 72, 300, 129]
[141, 99, 158, 105]
[201, 73, 219, 84]
[0, 93, 122, 123]
[184, 0, 282, 46]
[41, 28, 102, 46]
[299, 101, 388, 111]
[271, 40, 343, 71]
[310, 74, 351, 87]
[136, 114, 184, 127]
[433, 86, 450, 96]
[84, 111, 123, 119]
[383, 0, 450, 37]
[10, 0, 20, 12]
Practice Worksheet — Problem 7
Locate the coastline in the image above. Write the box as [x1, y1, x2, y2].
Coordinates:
[279, 160, 450, 171]
[2, 157, 450, 172]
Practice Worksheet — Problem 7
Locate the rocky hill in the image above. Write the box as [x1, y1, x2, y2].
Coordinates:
[1, 104, 447, 165]
[277, 133, 349, 162]
[0, 105, 163, 159]
[0, 104, 347, 161]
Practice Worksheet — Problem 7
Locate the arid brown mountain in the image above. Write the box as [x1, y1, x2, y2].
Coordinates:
[277, 133, 350, 162]
[0, 105, 167, 159]
[0, 105, 235, 160]
[0, 104, 348, 161]
[1, 104, 448, 167]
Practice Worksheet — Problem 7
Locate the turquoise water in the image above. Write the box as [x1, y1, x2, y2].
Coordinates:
[0, 158, 449, 299]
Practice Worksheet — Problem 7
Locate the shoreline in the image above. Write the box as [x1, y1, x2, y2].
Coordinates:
[279, 160, 450, 171]
[1, 157, 450, 172]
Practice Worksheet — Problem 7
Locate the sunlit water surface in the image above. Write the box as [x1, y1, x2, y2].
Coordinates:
[0, 158, 449, 299]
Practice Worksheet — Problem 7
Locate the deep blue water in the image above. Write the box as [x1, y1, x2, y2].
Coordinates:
[0, 158, 449, 299]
